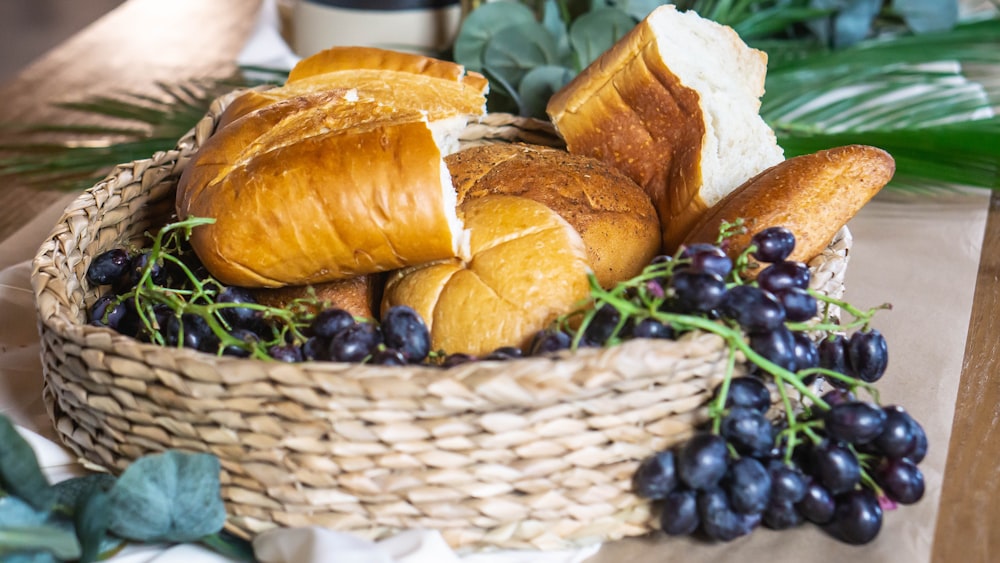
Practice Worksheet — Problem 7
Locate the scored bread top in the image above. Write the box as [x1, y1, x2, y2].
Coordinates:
[546, 4, 784, 252]
[381, 195, 592, 356]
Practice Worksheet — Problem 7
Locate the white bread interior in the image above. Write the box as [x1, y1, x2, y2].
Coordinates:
[547, 4, 784, 251]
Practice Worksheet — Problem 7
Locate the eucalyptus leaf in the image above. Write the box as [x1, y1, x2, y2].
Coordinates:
[453, 2, 539, 71]
[0, 416, 54, 511]
[569, 7, 637, 68]
[199, 531, 256, 562]
[107, 450, 226, 543]
[519, 65, 576, 118]
[483, 21, 561, 94]
[74, 483, 112, 563]
[541, 0, 574, 66]
[894, 0, 959, 33]
[51, 473, 117, 512]
[807, 0, 882, 48]
[0, 497, 80, 562]
[610, 0, 665, 21]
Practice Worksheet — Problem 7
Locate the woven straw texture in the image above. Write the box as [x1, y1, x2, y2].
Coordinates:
[31, 89, 852, 551]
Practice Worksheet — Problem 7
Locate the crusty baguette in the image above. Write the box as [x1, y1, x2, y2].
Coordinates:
[381, 195, 592, 356]
[546, 4, 784, 252]
[177, 54, 488, 288]
[682, 145, 895, 268]
[444, 143, 660, 288]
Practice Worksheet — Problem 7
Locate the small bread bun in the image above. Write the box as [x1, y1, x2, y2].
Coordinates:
[682, 145, 895, 268]
[381, 195, 592, 356]
[176, 50, 488, 288]
[444, 143, 661, 288]
[546, 4, 784, 252]
[249, 275, 381, 319]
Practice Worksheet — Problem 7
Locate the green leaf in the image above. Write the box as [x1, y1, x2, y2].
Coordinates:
[483, 21, 561, 94]
[0, 416, 54, 511]
[0, 497, 80, 561]
[519, 65, 576, 118]
[199, 531, 255, 562]
[73, 482, 112, 563]
[610, 0, 665, 21]
[453, 2, 539, 71]
[107, 451, 226, 543]
[51, 474, 117, 512]
[894, 0, 959, 34]
[541, 0, 574, 66]
[569, 7, 637, 68]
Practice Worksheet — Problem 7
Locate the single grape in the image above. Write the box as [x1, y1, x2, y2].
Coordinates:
[874, 458, 925, 505]
[676, 432, 730, 490]
[763, 500, 803, 530]
[720, 376, 771, 414]
[310, 308, 356, 339]
[828, 489, 883, 545]
[824, 401, 887, 445]
[812, 441, 861, 495]
[86, 248, 131, 286]
[767, 460, 807, 504]
[381, 305, 431, 362]
[441, 353, 477, 367]
[846, 329, 889, 383]
[721, 406, 774, 457]
[529, 328, 572, 354]
[269, 344, 304, 363]
[222, 328, 259, 357]
[870, 405, 918, 459]
[89, 294, 126, 328]
[718, 285, 786, 333]
[904, 419, 929, 464]
[629, 318, 674, 340]
[725, 457, 772, 514]
[126, 251, 168, 288]
[821, 388, 856, 407]
[484, 346, 523, 361]
[668, 271, 727, 314]
[818, 334, 850, 385]
[633, 450, 677, 500]
[371, 348, 408, 366]
[797, 480, 836, 524]
[792, 332, 819, 372]
[776, 287, 818, 322]
[749, 327, 797, 372]
[680, 243, 733, 278]
[582, 304, 622, 345]
[697, 487, 760, 541]
[181, 313, 217, 353]
[757, 261, 811, 293]
[751, 227, 796, 263]
[301, 336, 330, 361]
[114, 298, 144, 338]
[216, 286, 264, 332]
[660, 489, 700, 535]
[329, 322, 382, 363]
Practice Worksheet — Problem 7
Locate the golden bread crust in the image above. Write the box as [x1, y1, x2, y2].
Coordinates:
[682, 145, 895, 267]
[249, 275, 379, 319]
[381, 195, 592, 356]
[444, 143, 661, 287]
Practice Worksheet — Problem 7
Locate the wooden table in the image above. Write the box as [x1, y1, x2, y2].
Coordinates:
[0, 1, 996, 561]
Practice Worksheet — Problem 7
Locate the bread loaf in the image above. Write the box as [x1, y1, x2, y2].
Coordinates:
[546, 4, 784, 252]
[249, 275, 380, 319]
[381, 195, 592, 356]
[176, 50, 488, 288]
[444, 143, 660, 288]
[682, 145, 895, 268]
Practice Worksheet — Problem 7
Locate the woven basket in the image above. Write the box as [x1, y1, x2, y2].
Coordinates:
[31, 89, 852, 551]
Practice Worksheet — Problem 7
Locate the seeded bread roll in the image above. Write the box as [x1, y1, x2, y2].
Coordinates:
[249, 275, 381, 319]
[176, 51, 488, 288]
[381, 195, 592, 356]
[546, 4, 784, 252]
[444, 143, 661, 288]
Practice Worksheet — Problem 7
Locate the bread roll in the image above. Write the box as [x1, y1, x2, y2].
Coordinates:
[176, 52, 488, 288]
[249, 275, 380, 319]
[682, 145, 895, 267]
[546, 4, 784, 252]
[381, 195, 592, 356]
[444, 143, 660, 288]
